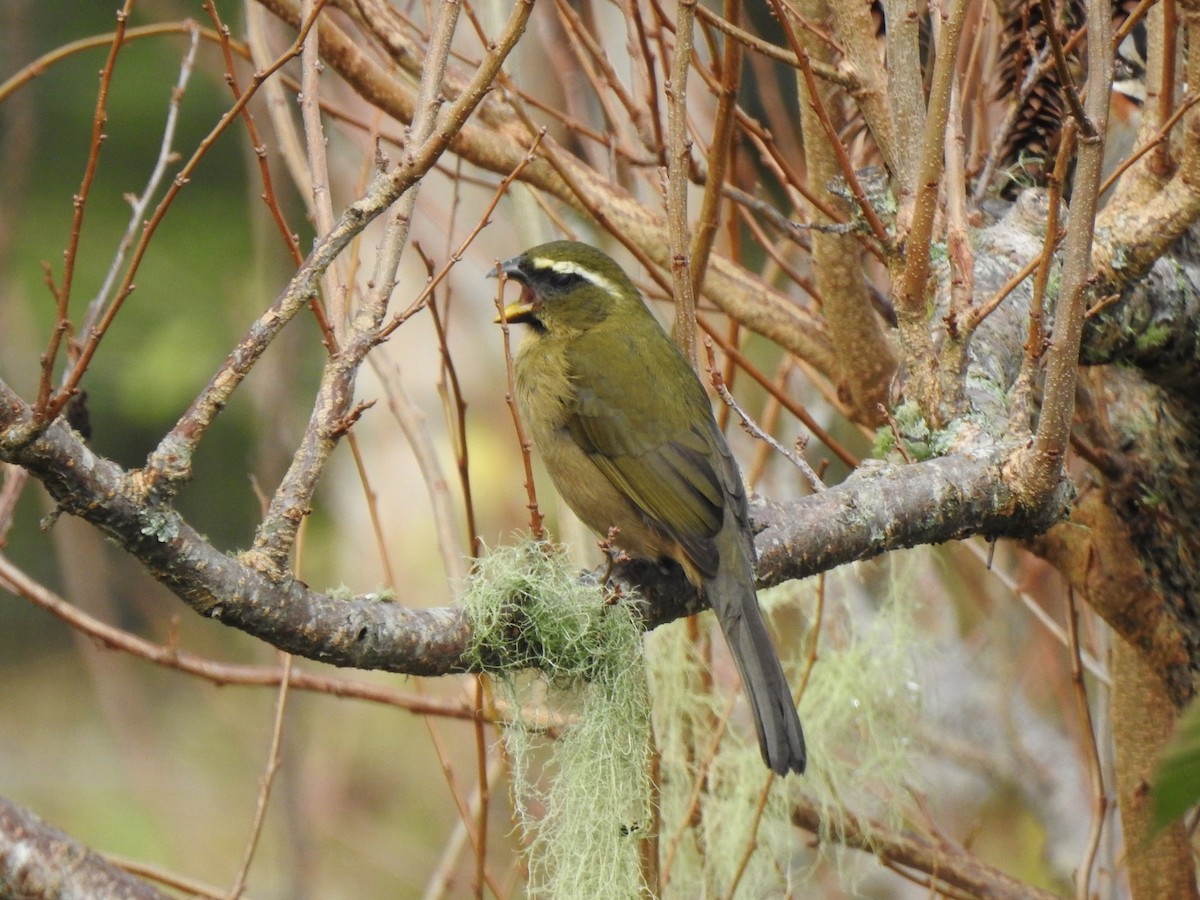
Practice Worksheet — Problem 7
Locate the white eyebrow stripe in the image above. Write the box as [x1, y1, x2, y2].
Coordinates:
[528, 256, 622, 296]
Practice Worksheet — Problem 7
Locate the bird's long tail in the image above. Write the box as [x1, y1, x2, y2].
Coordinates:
[705, 526, 807, 776]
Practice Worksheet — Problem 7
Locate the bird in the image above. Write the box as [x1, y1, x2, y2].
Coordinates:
[490, 240, 806, 775]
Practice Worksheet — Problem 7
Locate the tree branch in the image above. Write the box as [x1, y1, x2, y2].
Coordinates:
[792, 801, 1062, 900]
[0, 796, 169, 900]
[2, 375, 1068, 674]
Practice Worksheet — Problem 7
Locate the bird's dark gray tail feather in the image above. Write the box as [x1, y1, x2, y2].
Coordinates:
[708, 569, 807, 776]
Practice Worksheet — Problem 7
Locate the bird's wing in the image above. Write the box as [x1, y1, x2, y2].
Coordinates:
[565, 331, 729, 577]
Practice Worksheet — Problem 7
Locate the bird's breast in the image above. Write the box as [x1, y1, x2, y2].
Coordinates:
[512, 336, 678, 561]
[513, 338, 576, 434]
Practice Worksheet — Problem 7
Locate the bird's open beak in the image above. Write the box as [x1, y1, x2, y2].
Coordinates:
[495, 297, 535, 324]
[495, 290, 539, 324]
[490, 257, 536, 324]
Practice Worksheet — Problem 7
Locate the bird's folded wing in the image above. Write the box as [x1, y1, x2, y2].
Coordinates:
[566, 375, 726, 578]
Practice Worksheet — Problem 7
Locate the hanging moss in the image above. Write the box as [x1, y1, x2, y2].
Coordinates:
[463, 541, 654, 898]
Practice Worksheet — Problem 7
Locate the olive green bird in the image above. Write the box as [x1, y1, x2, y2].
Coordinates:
[491, 240, 806, 776]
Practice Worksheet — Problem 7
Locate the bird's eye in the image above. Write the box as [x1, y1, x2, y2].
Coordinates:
[542, 269, 586, 291]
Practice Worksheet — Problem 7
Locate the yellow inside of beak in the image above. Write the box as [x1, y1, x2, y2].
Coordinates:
[495, 298, 534, 324]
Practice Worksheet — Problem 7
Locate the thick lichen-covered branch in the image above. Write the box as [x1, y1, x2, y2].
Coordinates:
[2, 375, 1069, 677]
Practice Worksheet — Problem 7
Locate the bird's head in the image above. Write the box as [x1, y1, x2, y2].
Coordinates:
[490, 241, 640, 335]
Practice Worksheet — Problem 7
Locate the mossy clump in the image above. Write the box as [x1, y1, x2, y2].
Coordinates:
[462, 541, 653, 898]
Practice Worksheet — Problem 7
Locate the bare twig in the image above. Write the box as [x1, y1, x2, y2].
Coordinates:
[42, 3, 328, 433]
[144, 0, 533, 503]
[692, 5, 856, 87]
[705, 341, 826, 492]
[472, 676, 490, 898]
[688, 0, 743, 306]
[1008, 124, 1071, 432]
[701, 323, 859, 469]
[0, 22, 226, 104]
[894, 0, 968, 424]
[428, 292, 480, 563]
[247, 0, 473, 569]
[1013, 0, 1110, 503]
[35, 1, 133, 420]
[792, 803, 1062, 900]
[666, 0, 698, 363]
[1037, 0, 1096, 139]
[420, 756, 508, 900]
[496, 272, 546, 541]
[419, 692, 505, 898]
[723, 768, 776, 898]
[0, 551, 480, 717]
[658, 691, 739, 890]
[207, 1, 310, 270]
[768, 0, 890, 247]
[963, 540, 1109, 682]
[81, 22, 200, 346]
[1065, 584, 1108, 900]
[226, 654, 293, 899]
[0, 797, 171, 900]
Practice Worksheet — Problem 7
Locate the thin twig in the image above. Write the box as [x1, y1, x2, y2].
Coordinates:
[963, 541, 1109, 683]
[207, 1, 309, 270]
[894, 0, 969, 423]
[1098, 91, 1200, 198]
[346, 417, 400, 588]
[298, 0, 346, 324]
[379, 344, 465, 578]
[688, 0, 743, 305]
[0, 22, 226, 103]
[429, 290, 480, 564]
[692, 5, 856, 87]
[705, 341, 825, 492]
[1015, 0, 1111, 502]
[80, 22, 200, 347]
[658, 691, 739, 889]
[1065, 583, 1108, 900]
[105, 855, 244, 900]
[420, 696, 505, 898]
[472, 676, 489, 899]
[0, 465, 28, 545]
[0, 552, 485, 716]
[420, 756, 509, 900]
[792, 802, 1063, 900]
[767, 0, 890, 246]
[379, 133, 544, 339]
[496, 282, 545, 541]
[1015, 121, 1072, 416]
[35, 0, 134, 419]
[551, 0, 651, 161]
[45, 2, 328, 430]
[226, 654, 293, 899]
[666, 0, 698, 363]
[723, 769, 776, 898]
[701, 323, 859, 469]
[1037, 0, 1096, 138]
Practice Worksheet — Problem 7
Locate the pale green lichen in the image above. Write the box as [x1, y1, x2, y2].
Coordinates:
[462, 540, 923, 897]
[463, 541, 653, 898]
